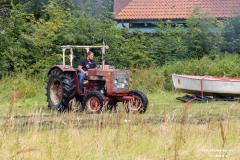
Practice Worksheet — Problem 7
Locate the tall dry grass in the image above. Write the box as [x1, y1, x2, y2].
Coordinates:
[1, 100, 240, 159]
[1, 68, 240, 159]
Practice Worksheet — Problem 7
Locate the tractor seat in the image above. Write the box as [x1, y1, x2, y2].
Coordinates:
[83, 80, 89, 85]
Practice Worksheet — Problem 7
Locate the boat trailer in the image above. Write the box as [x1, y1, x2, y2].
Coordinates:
[177, 94, 240, 103]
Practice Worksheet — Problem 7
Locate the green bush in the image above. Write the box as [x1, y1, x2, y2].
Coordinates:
[1, 54, 239, 99]
[130, 65, 165, 93]
[1, 1, 238, 75]
[132, 54, 240, 92]
[222, 15, 240, 53]
[1, 0, 240, 96]
[0, 74, 45, 101]
[160, 54, 240, 90]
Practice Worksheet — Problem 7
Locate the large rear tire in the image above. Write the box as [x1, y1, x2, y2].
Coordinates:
[82, 91, 106, 114]
[126, 90, 148, 114]
[46, 68, 76, 111]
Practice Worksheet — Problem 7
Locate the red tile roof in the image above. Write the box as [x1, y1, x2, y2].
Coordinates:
[115, 0, 240, 20]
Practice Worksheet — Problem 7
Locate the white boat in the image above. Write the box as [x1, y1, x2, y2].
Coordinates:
[172, 74, 240, 97]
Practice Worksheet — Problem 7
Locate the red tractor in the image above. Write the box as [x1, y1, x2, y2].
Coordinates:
[46, 44, 148, 113]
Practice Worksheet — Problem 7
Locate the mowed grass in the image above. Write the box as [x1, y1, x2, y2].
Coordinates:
[1, 91, 240, 159]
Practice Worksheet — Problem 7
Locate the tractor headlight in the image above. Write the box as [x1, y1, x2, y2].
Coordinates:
[114, 79, 118, 84]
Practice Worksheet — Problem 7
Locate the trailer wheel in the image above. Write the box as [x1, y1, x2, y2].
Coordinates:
[126, 90, 148, 114]
[83, 91, 106, 113]
[46, 68, 76, 111]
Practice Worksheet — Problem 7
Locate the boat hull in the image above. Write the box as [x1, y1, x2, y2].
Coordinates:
[172, 74, 240, 97]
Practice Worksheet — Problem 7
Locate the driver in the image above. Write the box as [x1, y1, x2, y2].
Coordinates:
[77, 51, 97, 92]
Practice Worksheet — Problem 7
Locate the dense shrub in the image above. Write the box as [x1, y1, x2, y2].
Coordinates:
[1, 0, 240, 96]
[130, 65, 165, 93]
[222, 15, 240, 53]
[1, 54, 239, 97]
[1, 1, 239, 76]
[0, 74, 45, 101]
[131, 54, 240, 92]
[159, 54, 240, 90]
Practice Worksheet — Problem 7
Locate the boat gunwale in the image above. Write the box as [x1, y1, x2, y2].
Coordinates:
[173, 74, 240, 82]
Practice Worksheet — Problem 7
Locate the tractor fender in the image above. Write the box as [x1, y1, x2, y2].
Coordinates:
[48, 65, 76, 75]
[48, 65, 80, 95]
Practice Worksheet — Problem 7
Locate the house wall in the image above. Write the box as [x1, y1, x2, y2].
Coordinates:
[115, 19, 187, 33]
[116, 22, 156, 33]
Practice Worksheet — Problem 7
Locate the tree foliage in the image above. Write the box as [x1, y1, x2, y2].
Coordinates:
[0, 0, 239, 77]
[222, 15, 240, 53]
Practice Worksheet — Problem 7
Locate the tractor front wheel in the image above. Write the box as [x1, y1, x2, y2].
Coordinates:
[83, 91, 106, 113]
[125, 90, 148, 114]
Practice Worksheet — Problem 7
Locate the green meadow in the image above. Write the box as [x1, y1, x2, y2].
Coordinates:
[1, 89, 240, 159]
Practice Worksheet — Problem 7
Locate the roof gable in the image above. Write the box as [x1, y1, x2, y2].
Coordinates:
[114, 0, 132, 16]
[115, 0, 240, 20]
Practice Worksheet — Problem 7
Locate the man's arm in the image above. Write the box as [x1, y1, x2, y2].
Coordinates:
[77, 65, 86, 74]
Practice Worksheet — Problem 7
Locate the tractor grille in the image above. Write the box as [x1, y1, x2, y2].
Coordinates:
[113, 70, 129, 93]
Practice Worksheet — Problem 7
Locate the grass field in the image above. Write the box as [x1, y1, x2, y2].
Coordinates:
[0, 91, 240, 159]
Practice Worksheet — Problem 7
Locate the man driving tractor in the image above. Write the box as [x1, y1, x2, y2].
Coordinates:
[77, 51, 97, 92]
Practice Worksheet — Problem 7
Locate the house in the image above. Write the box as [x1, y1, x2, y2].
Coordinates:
[114, 0, 240, 32]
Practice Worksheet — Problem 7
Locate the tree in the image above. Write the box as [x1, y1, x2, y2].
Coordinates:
[222, 15, 240, 53]
[0, 4, 34, 73]
[185, 8, 222, 58]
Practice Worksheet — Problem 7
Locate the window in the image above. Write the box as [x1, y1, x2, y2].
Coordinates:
[129, 23, 157, 28]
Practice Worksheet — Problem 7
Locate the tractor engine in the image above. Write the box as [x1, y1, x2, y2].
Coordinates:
[87, 66, 130, 96]
[113, 70, 129, 93]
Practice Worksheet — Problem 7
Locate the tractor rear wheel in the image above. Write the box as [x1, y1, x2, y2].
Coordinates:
[46, 68, 76, 111]
[126, 90, 148, 114]
[82, 91, 106, 114]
